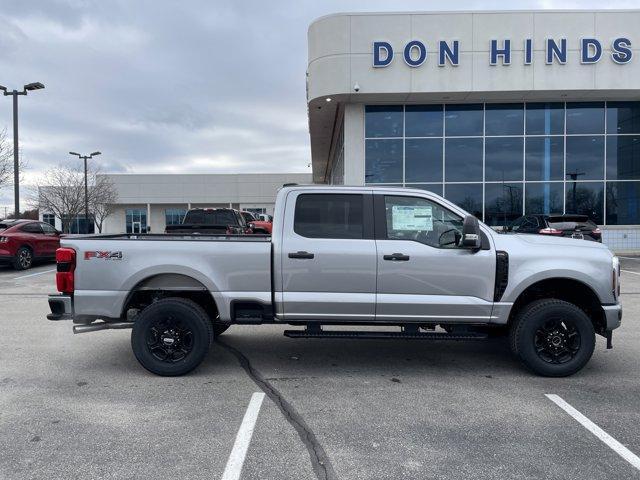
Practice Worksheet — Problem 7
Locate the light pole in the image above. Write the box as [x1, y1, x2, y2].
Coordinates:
[69, 151, 101, 233]
[0, 82, 45, 218]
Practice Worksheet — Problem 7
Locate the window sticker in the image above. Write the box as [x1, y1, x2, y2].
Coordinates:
[392, 205, 433, 231]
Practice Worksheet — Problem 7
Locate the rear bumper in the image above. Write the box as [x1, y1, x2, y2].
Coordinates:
[47, 294, 73, 321]
[603, 303, 622, 331]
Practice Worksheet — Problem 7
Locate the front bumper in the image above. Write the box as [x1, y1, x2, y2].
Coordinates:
[602, 303, 622, 331]
[47, 294, 73, 321]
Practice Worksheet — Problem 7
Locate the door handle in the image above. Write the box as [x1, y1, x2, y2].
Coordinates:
[288, 251, 315, 259]
[383, 253, 410, 261]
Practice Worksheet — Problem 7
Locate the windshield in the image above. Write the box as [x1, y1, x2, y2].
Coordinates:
[241, 212, 256, 222]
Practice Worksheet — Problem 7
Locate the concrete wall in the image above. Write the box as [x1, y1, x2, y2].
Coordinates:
[106, 173, 312, 205]
[308, 10, 640, 102]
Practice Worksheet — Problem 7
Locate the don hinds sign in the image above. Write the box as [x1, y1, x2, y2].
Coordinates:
[373, 37, 633, 68]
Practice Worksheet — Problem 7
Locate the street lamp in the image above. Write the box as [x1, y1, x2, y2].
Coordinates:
[69, 151, 101, 233]
[0, 82, 45, 218]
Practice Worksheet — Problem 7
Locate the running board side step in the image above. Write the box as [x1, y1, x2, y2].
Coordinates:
[283, 327, 488, 341]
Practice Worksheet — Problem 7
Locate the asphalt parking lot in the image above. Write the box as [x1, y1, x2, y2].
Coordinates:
[1, 259, 639, 480]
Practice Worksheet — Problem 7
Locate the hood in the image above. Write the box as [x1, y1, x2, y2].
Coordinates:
[492, 231, 610, 253]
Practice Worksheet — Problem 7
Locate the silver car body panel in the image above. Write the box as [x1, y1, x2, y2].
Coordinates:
[59, 185, 620, 330]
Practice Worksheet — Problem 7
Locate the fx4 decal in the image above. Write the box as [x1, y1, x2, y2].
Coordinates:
[84, 251, 123, 260]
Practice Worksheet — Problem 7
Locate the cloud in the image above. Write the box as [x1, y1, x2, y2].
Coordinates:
[0, 0, 633, 213]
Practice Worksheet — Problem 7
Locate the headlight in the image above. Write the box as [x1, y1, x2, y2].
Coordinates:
[0, 236, 8, 243]
[612, 256, 620, 298]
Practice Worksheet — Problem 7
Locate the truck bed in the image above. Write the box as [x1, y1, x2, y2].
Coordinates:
[60, 233, 273, 322]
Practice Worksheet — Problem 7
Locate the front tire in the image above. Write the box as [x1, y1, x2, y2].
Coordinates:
[510, 299, 595, 377]
[13, 246, 33, 270]
[213, 324, 230, 336]
[131, 298, 213, 376]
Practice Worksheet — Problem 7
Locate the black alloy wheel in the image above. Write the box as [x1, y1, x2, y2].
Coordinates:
[131, 298, 213, 376]
[533, 317, 581, 365]
[510, 299, 595, 377]
[146, 316, 194, 363]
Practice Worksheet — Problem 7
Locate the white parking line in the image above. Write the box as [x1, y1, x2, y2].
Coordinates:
[13, 268, 56, 280]
[545, 394, 640, 471]
[622, 270, 640, 276]
[221, 392, 266, 480]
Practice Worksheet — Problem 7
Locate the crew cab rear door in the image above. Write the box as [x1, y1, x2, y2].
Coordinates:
[279, 191, 376, 322]
[374, 193, 496, 323]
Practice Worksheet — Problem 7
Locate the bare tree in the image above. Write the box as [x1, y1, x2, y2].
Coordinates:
[89, 171, 118, 233]
[0, 128, 13, 191]
[36, 164, 85, 233]
[35, 163, 119, 234]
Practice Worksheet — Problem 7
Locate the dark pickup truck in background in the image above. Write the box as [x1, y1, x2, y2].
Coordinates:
[165, 208, 252, 235]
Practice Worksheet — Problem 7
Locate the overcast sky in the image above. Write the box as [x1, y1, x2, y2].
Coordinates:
[0, 0, 637, 212]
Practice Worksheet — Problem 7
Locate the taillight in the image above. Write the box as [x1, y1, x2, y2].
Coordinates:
[55, 247, 76, 294]
[593, 228, 602, 235]
[539, 227, 562, 235]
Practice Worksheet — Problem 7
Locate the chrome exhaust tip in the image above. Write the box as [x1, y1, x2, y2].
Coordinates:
[73, 322, 133, 334]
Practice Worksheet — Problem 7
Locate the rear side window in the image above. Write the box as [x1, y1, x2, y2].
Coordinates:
[21, 223, 43, 233]
[294, 194, 364, 239]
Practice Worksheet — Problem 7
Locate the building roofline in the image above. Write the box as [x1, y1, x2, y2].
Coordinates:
[309, 8, 640, 28]
[101, 172, 312, 176]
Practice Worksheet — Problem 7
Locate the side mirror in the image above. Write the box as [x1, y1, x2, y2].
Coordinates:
[461, 215, 482, 249]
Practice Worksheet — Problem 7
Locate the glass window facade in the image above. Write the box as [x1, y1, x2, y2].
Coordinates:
[64, 215, 94, 234]
[43, 213, 55, 227]
[364, 102, 640, 225]
[165, 208, 187, 226]
[126, 208, 147, 233]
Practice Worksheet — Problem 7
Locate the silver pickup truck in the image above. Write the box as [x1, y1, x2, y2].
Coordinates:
[47, 185, 622, 377]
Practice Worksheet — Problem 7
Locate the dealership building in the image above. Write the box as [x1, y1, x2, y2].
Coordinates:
[40, 173, 311, 234]
[307, 10, 640, 250]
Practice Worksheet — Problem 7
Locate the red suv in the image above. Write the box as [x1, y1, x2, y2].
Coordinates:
[0, 219, 61, 270]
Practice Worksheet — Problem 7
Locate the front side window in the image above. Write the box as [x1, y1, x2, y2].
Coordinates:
[384, 196, 462, 248]
[294, 194, 363, 239]
[41, 223, 57, 234]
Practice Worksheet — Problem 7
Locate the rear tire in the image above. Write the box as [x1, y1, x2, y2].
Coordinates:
[510, 299, 595, 377]
[13, 246, 33, 270]
[131, 298, 213, 376]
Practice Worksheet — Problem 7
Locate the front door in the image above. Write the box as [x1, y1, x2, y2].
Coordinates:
[132, 222, 142, 234]
[280, 191, 376, 322]
[375, 194, 496, 323]
[40, 222, 60, 257]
